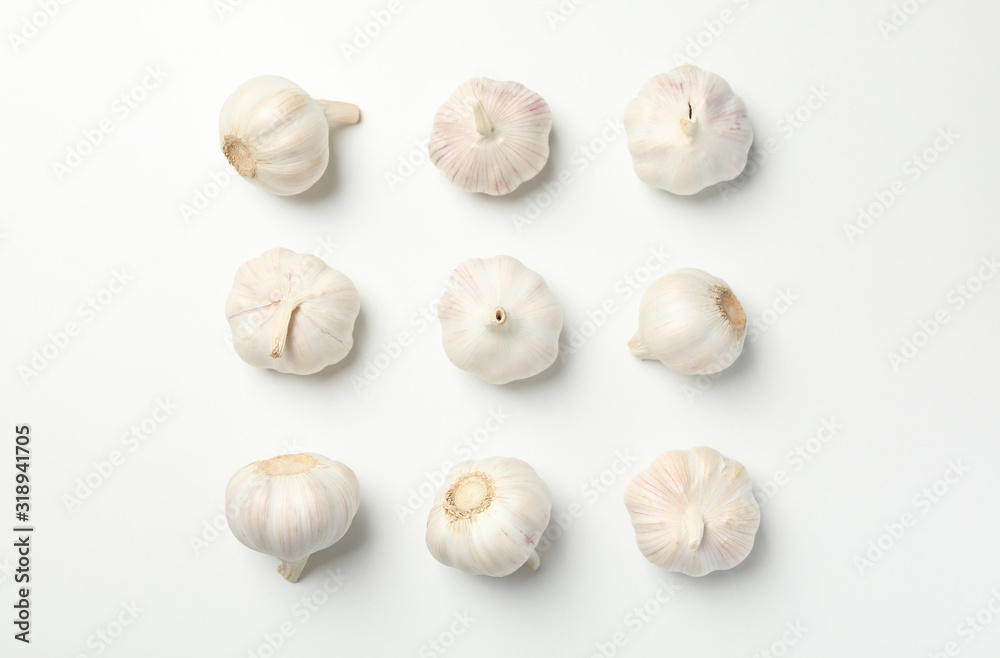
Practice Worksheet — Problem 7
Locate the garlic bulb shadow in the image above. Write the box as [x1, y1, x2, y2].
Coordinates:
[696, 512, 768, 583]
[658, 126, 762, 204]
[498, 347, 566, 391]
[285, 119, 360, 205]
[297, 502, 371, 579]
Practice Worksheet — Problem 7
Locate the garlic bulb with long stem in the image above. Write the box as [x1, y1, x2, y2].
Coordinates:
[438, 255, 563, 384]
[226, 453, 361, 583]
[426, 457, 551, 577]
[219, 75, 360, 196]
[629, 268, 746, 375]
[225, 248, 360, 375]
[624, 447, 760, 576]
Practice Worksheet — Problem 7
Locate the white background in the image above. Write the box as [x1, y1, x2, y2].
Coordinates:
[3, 0, 1000, 656]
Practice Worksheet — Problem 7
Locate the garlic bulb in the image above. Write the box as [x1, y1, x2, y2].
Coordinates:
[428, 77, 552, 195]
[625, 66, 752, 195]
[439, 256, 563, 384]
[426, 456, 551, 577]
[225, 248, 360, 375]
[624, 447, 759, 576]
[629, 268, 746, 375]
[226, 453, 361, 582]
[219, 75, 360, 196]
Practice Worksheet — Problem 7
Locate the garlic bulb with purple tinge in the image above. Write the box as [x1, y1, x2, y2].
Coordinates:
[428, 78, 552, 195]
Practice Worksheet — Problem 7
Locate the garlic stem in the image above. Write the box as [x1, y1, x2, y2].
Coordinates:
[683, 508, 704, 551]
[270, 297, 302, 358]
[278, 557, 309, 583]
[525, 550, 541, 571]
[680, 115, 698, 136]
[318, 100, 360, 125]
[472, 100, 494, 136]
[493, 306, 507, 326]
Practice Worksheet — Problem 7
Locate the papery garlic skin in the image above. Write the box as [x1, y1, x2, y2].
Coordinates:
[225, 248, 360, 375]
[624, 447, 759, 577]
[629, 268, 746, 375]
[219, 75, 360, 196]
[426, 457, 551, 577]
[439, 256, 563, 384]
[428, 78, 552, 195]
[625, 66, 752, 195]
[226, 453, 361, 582]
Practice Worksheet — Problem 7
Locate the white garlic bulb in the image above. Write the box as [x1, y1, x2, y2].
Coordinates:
[426, 456, 551, 577]
[624, 447, 760, 576]
[439, 256, 563, 384]
[625, 66, 752, 195]
[219, 75, 360, 196]
[629, 268, 746, 375]
[225, 248, 360, 375]
[428, 77, 552, 195]
[226, 453, 361, 582]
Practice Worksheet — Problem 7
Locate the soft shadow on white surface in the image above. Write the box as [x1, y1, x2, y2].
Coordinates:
[502, 350, 568, 392]
[286, 121, 360, 206]
[648, 119, 763, 205]
[299, 505, 371, 581]
[696, 517, 770, 588]
[630, 337, 756, 385]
